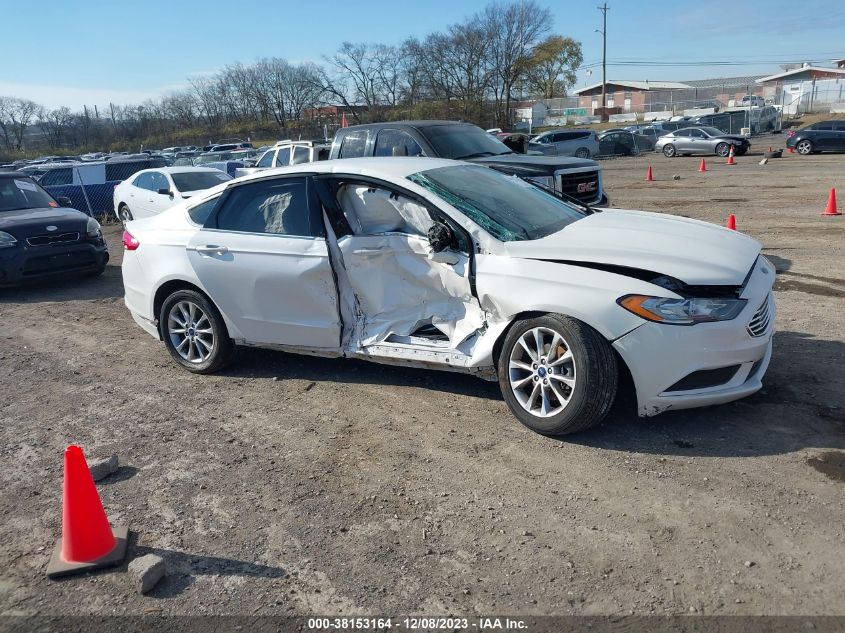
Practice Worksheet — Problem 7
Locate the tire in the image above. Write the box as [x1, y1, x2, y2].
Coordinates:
[118, 204, 133, 225]
[160, 289, 234, 374]
[796, 139, 813, 155]
[574, 147, 590, 159]
[662, 144, 676, 157]
[715, 142, 731, 157]
[497, 314, 618, 436]
[85, 267, 106, 277]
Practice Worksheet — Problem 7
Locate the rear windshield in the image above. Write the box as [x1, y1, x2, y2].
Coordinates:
[0, 177, 58, 212]
[172, 171, 231, 192]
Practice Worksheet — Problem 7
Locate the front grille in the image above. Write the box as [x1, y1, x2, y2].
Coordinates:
[558, 170, 600, 203]
[26, 232, 80, 247]
[747, 294, 772, 337]
[22, 250, 96, 276]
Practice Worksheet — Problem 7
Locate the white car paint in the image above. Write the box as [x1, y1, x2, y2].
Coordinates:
[113, 166, 231, 221]
[122, 157, 775, 420]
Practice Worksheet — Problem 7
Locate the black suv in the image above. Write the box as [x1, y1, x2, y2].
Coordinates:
[0, 172, 108, 286]
[329, 121, 607, 206]
[786, 120, 845, 154]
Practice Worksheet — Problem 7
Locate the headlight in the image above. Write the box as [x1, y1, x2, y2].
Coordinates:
[0, 231, 17, 249]
[618, 294, 747, 325]
[86, 217, 102, 238]
[528, 175, 555, 190]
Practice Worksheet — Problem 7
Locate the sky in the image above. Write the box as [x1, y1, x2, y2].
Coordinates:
[1, 0, 844, 110]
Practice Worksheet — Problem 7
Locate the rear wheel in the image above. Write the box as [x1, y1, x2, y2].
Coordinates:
[118, 204, 133, 225]
[662, 144, 677, 157]
[160, 289, 234, 374]
[796, 139, 814, 155]
[497, 314, 618, 436]
[574, 147, 591, 159]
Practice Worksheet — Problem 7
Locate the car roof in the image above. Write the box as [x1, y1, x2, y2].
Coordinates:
[340, 120, 472, 132]
[133, 166, 226, 176]
[231, 157, 464, 184]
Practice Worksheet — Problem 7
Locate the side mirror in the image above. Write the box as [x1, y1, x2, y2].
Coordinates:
[157, 188, 173, 197]
[56, 196, 72, 207]
[427, 220, 454, 253]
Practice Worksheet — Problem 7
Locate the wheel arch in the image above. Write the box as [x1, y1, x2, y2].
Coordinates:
[489, 310, 637, 388]
[152, 279, 228, 339]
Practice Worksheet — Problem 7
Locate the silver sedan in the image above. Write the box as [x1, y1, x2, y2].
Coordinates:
[654, 127, 751, 158]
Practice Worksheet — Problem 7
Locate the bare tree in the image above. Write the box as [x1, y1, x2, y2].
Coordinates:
[483, 0, 552, 125]
[0, 97, 39, 151]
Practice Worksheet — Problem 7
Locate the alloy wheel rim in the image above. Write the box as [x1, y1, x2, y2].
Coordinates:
[508, 327, 576, 418]
[797, 141, 811, 154]
[167, 300, 214, 363]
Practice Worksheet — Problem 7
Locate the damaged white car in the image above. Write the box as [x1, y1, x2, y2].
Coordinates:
[122, 158, 775, 435]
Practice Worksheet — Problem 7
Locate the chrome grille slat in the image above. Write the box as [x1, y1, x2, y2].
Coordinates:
[747, 294, 772, 337]
[26, 232, 80, 247]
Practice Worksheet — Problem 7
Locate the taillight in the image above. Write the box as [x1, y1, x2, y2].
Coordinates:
[787, 130, 796, 137]
[122, 230, 140, 250]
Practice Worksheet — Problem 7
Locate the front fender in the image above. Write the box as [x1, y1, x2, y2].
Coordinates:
[474, 255, 664, 341]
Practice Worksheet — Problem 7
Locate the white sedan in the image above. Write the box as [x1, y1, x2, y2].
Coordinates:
[121, 158, 775, 435]
[113, 166, 231, 223]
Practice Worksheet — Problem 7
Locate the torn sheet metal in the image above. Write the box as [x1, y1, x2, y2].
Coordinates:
[336, 233, 485, 352]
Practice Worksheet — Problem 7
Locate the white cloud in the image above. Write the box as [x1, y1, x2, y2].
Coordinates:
[0, 81, 179, 111]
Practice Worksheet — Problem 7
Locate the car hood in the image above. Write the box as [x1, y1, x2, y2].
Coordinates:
[0, 206, 90, 237]
[501, 208, 761, 286]
[472, 154, 598, 177]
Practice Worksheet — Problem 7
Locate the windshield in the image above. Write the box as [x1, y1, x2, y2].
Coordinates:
[0, 177, 59, 212]
[171, 171, 232, 192]
[422, 125, 513, 160]
[408, 164, 585, 242]
[194, 152, 232, 164]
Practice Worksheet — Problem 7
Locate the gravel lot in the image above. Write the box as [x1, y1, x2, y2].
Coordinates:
[1, 138, 844, 618]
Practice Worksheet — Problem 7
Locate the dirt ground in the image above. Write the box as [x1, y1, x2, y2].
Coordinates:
[1, 137, 844, 620]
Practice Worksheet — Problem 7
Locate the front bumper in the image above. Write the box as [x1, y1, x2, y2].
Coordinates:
[0, 240, 109, 286]
[613, 258, 776, 417]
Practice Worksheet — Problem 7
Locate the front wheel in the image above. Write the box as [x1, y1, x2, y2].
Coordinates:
[796, 139, 814, 155]
[160, 289, 234, 374]
[715, 142, 731, 157]
[497, 314, 618, 436]
[662, 144, 676, 157]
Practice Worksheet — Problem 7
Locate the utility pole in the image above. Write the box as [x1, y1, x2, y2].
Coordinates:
[597, 4, 609, 119]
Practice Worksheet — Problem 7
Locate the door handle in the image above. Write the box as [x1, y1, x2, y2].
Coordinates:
[194, 245, 228, 255]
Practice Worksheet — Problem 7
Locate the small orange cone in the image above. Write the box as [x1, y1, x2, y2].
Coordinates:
[646, 165, 654, 181]
[726, 214, 736, 230]
[698, 158, 707, 172]
[768, 146, 772, 152]
[726, 145, 736, 165]
[822, 188, 841, 216]
[788, 146, 794, 154]
[46, 445, 128, 578]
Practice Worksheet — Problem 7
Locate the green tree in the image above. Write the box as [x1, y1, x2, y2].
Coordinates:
[526, 36, 583, 99]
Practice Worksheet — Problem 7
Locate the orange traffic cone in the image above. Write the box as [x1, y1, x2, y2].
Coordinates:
[768, 146, 772, 152]
[698, 158, 707, 172]
[726, 214, 737, 230]
[726, 146, 736, 165]
[46, 445, 128, 578]
[788, 146, 794, 154]
[822, 188, 841, 216]
[646, 165, 654, 181]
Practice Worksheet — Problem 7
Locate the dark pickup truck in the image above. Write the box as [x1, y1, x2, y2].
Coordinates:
[329, 120, 608, 207]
